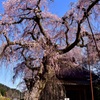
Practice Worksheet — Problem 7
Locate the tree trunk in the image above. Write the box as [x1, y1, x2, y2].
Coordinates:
[24, 77, 66, 100]
[39, 77, 66, 100]
[24, 79, 46, 100]
[24, 55, 66, 100]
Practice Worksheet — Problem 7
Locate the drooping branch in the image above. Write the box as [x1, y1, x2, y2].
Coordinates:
[62, 17, 69, 46]
[1, 18, 24, 25]
[59, 0, 99, 54]
[77, 37, 87, 47]
[1, 0, 53, 47]
[21, 49, 40, 71]
[0, 32, 39, 58]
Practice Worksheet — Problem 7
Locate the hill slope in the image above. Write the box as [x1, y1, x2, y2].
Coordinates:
[0, 83, 24, 100]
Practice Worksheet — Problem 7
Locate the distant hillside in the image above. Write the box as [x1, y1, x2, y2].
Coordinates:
[0, 83, 24, 100]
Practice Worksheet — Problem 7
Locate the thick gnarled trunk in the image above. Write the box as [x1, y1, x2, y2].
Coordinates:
[30, 80, 46, 99]
[24, 64, 66, 100]
[24, 78, 66, 100]
[39, 78, 66, 100]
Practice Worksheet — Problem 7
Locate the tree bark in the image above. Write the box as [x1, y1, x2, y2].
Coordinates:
[39, 78, 66, 100]
[24, 64, 66, 100]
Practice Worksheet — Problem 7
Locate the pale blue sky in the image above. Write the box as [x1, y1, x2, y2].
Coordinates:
[49, 0, 77, 17]
[0, 0, 77, 90]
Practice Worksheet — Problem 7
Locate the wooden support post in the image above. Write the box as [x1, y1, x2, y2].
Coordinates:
[87, 45, 94, 100]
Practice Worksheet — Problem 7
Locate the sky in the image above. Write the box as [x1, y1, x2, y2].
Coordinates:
[0, 0, 77, 90]
[49, 0, 77, 17]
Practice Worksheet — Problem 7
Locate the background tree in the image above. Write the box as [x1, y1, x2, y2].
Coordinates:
[0, 0, 100, 100]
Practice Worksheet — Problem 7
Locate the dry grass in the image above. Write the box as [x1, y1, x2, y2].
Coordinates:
[0, 96, 10, 100]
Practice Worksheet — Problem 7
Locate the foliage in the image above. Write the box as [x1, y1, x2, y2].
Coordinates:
[0, 0, 100, 99]
[0, 89, 6, 96]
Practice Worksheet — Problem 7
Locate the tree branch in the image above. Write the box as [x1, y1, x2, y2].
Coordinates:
[59, 0, 99, 54]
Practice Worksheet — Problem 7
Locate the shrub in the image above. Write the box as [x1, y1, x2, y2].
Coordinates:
[0, 89, 6, 96]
